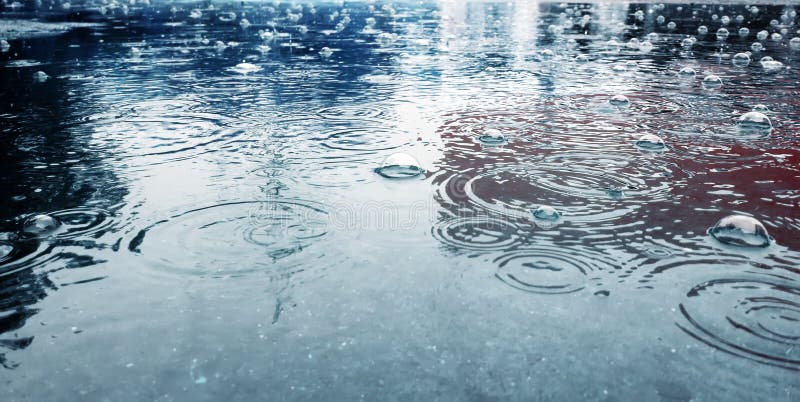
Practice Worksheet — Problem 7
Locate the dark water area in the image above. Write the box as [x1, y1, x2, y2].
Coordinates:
[1, 1, 799, 400]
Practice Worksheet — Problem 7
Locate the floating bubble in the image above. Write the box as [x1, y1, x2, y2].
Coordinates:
[229, 62, 262, 74]
[32, 71, 49, 82]
[716, 28, 729, 41]
[738, 27, 749, 38]
[790, 37, 800, 51]
[626, 38, 640, 50]
[0, 39, 9, 52]
[732, 52, 751, 67]
[667, 21, 676, 31]
[702, 74, 723, 89]
[751, 42, 763, 52]
[756, 30, 768, 41]
[697, 26, 708, 35]
[752, 104, 769, 113]
[319, 47, 333, 58]
[22, 214, 61, 237]
[477, 128, 506, 146]
[374, 153, 425, 179]
[737, 111, 772, 132]
[538, 49, 555, 61]
[681, 37, 695, 50]
[639, 40, 653, 52]
[239, 18, 251, 29]
[709, 215, 771, 247]
[532, 205, 561, 221]
[634, 134, 666, 151]
[678, 66, 696, 77]
[574, 54, 589, 63]
[608, 94, 629, 107]
[770, 33, 782, 42]
[761, 59, 784, 72]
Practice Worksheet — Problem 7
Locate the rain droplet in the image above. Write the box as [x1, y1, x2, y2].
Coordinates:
[709, 215, 771, 248]
[702, 74, 723, 89]
[22, 214, 61, 237]
[374, 153, 425, 179]
[634, 134, 666, 151]
[732, 52, 751, 67]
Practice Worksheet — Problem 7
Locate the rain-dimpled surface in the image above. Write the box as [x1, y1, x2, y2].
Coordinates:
[1, 1, 800, 401]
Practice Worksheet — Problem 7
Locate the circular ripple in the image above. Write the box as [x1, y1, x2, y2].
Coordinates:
[49, 208, 113, 239]
[432, 216, 523, 252]
[317, 126, 413, 153]
[678, 275, 800, 370]
[460, 154, 679, 221]
[317, 102, 396, 123]
[132, 200, 330, 277]
[494, 247, 608, 295]
[0, 233, 54, 277]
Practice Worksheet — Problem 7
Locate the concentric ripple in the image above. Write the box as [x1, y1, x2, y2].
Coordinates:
[130, 200, 330, 277]
[678, 274, 800, 371]
[494, 247, 612, 295]
[317, 126, 413, 153]
[432, 216, 523, 252]
[48, 208, 114, 239]
[316, 102, 396, 123]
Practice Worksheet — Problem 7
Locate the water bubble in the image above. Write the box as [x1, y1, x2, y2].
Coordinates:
[656, 15, 665, 25]
[756, 30, 768, 41]
[374, 153, 425, 179]
[22, 214, 61, 237]
[738, 27, 750, 38]
[532, 205, 561, 221]
[681, 37, 694, 50]
[477, 128, 506, 146]
[761, 59, 784, 72]
[319, 47, 333, 58]
[538, 49, 555, 61]
[188, 9, 202, 19]
[626, 38, 640, 50]
[639, 40, 654, 52]
[667, 21, 676, 31]
[229, 62, 262, 74]
[697, 26, 708, 35]
[737, 111, 772, 132]
[735, 15, 744, 24]
[678, 66, 696, 77]
[790, 37, 800, 51]
[239, 18, 251, 29]
[32, 71, 49, 82]
[732, 52, 751, 67]
[720, 15, 730, 26]
[574, 54, 589, 63]
[709, 215, 770, 247]
[701, 74, 723, 89]
[750, 42, 763, 52]
[647, 32, 659, 42]
[752, 104, 769, 113]
[716, 28, 729, 41]
[608, 94, 629, 107]
[634, 134, 666, 151]
[771, 33, 782, 42]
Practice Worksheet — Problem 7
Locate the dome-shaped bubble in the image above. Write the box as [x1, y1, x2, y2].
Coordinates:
[667, 21, 676, 31]
[751, 104, 769, 113]
[532, 205, 561, 221]
[477, 129, 506, 146]
[539, 49, 555, 61]
[738, 27, 750, 38]
[647, 32, 659, 42]
[608, 94, 629, 107]
[697, 25, 708, 35]
[771, 33, 782, 41]
[32, 71, 49, 82]
[319, 47, 333, 58]
[720, 15, 730, 26]
[751, 42, 763, 52]
[626, 38, 640, 49]
[709, 215, 771, 248]
[761, 59, 784, 72]
[716, 28, 729, 40]
[702, 74, 723, 89]
[229, 62, 261, 74]
[574, 54, 589, 63]
[22, 214, 61, 237]
[656, 15, 665, 25]
[639, 41, 653, 52]
[374, 153, 425, 179]
[732, 52, 751, 67]
[681, 37, 695, 50]
[790, 37, 800, 51]
[634, 134, 666, 151]
[756, 30, 768, 41]
[678, 66, 696, 77]
[737, 111, 772, 131]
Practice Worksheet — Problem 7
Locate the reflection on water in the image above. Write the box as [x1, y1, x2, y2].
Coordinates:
[1, 0, 800, 399]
